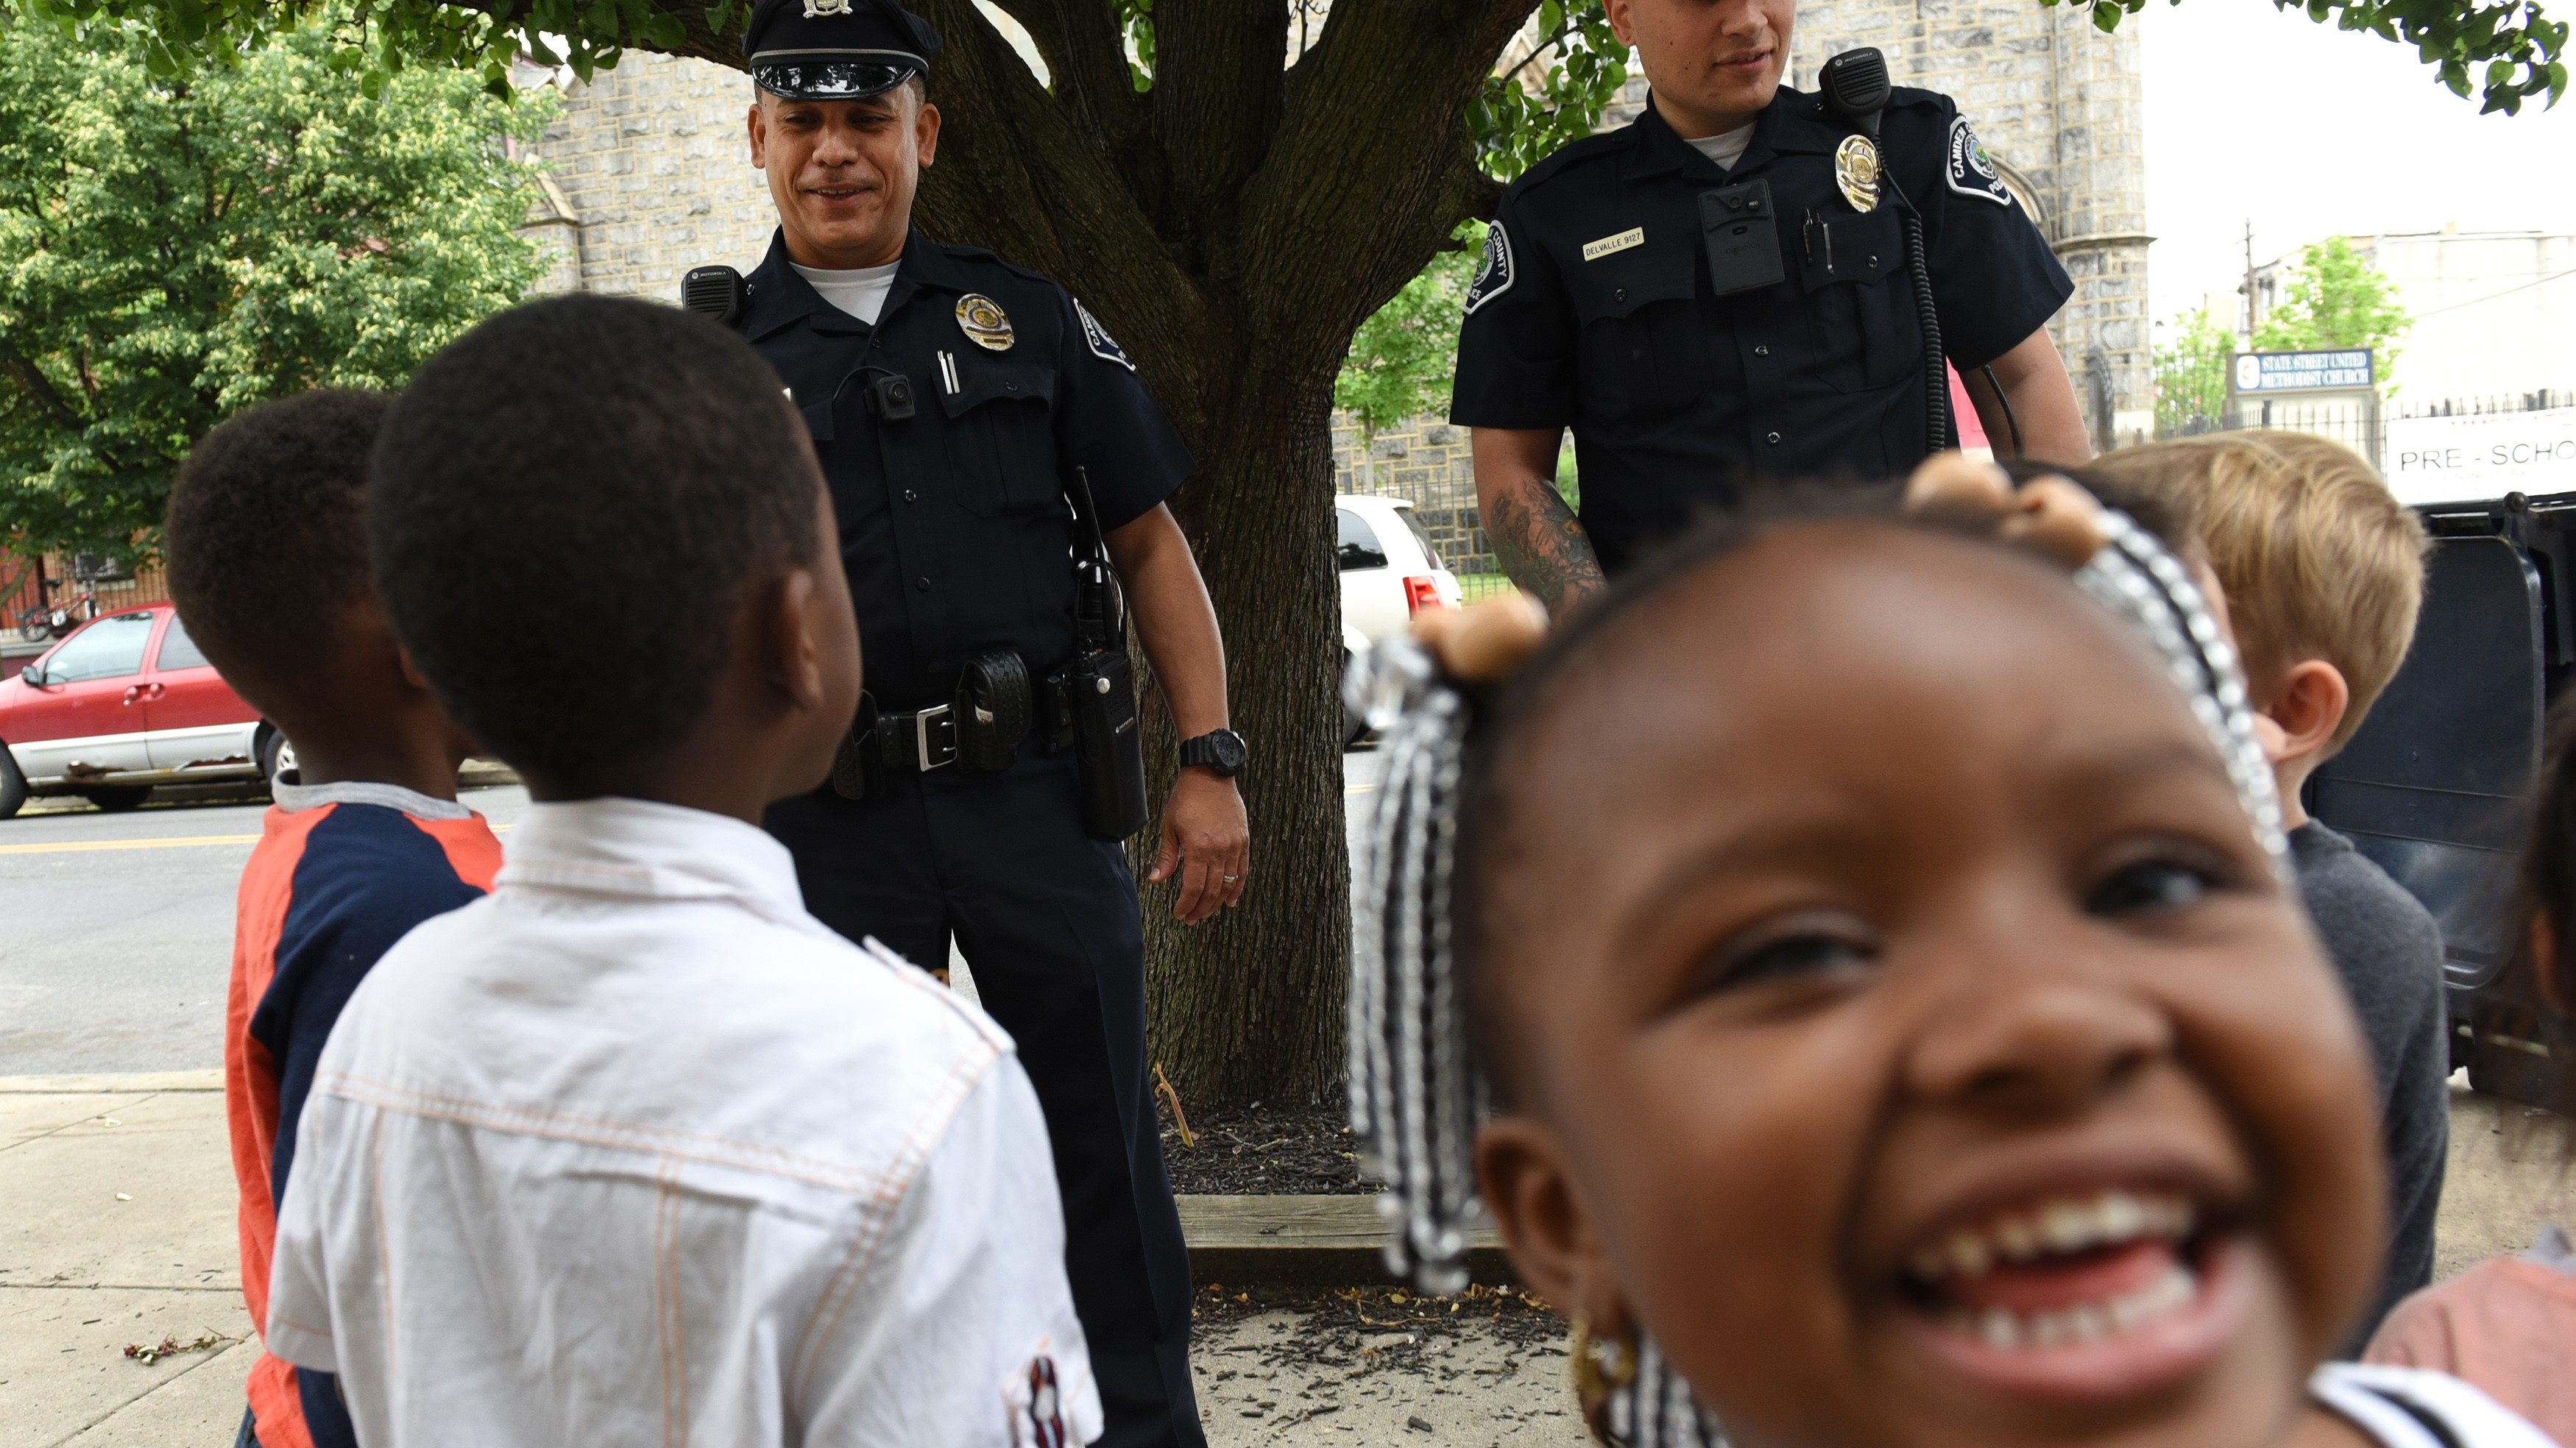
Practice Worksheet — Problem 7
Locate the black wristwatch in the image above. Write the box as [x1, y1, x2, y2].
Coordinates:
[1178, 728, 1248, 780]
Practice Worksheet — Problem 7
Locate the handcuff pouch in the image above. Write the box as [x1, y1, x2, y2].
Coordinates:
[954, 649, 1033, 774]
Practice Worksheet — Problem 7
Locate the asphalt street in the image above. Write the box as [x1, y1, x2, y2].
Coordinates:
[0, 752, 1390, 1074]
[0, 782, 537, 1074]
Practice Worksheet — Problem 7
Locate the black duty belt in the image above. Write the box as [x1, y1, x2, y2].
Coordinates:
[832, 650, 1037, 799]
[875, 701, 967, 773]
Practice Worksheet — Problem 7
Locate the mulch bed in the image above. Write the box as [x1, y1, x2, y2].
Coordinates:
[1158, 1100, 1376, 1196]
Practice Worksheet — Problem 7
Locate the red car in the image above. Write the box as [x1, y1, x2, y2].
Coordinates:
[0, 603, 284, 818]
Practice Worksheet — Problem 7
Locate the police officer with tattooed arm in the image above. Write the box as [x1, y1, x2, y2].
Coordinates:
[684, 1, 1246, 1442]
[1454, 0, 2092, 609]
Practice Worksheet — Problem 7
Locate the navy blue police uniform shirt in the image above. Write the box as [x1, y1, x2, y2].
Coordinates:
[1451, 87, 2073, 572]
[739, 230, 1194, 709]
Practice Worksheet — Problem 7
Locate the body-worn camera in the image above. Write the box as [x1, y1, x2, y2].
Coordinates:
[866, 372, 916, 421]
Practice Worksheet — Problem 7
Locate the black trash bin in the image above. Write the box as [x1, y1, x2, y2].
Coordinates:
[2308, 491, 2573, 1113]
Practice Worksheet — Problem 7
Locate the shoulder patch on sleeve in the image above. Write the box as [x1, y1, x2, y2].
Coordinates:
[1073, 299, 1134, 372]
[1945, 116, 2016, 208]
[1464, 221, 1516, 316]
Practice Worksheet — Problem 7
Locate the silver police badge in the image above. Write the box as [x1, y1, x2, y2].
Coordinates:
[955, 294, 1015, 351]
[802, 0, 853, 16]
[1833, 134, 1882, 213]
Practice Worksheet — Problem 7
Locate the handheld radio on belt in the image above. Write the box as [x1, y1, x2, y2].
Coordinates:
[1817, 48, 1956, 458]
[1044, 467, 1150, 840]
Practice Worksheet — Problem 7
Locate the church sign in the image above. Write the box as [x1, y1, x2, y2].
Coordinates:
[2231, 349, 2376, 394]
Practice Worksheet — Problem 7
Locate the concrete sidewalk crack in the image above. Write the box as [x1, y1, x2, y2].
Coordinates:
[0, 1090, 166, 1157]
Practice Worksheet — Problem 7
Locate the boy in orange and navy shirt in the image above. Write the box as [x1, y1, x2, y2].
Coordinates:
[164, 390, 497, 1448]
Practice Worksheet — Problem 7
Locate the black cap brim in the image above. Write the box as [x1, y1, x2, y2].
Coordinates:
[752, 54, 924, 100]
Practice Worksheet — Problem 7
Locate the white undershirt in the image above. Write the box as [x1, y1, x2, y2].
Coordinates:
[790, 260, 902, 324]
[1685, 121, 1758, 171]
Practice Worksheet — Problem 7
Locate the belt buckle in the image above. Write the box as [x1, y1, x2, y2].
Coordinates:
[916, 703, 958, 770]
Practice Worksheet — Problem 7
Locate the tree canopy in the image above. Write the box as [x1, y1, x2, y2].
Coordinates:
[2073, 0, 2563, 113]
[12, 0, 2560, 123]
[0, 9, 553, 557]
[2254, 235, 2412, 368]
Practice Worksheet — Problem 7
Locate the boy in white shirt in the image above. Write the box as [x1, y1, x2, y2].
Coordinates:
[266, 294, 1100, 1447]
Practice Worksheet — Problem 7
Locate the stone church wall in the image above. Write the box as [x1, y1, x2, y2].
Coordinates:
[521, 52, 779, 301]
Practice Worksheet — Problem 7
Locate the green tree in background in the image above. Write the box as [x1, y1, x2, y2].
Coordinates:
[2154, 306, 2237, 436]
[1334, 225, 1481, 440]
[2253, 235, 2413, 378]
[0, 12, 555, 558]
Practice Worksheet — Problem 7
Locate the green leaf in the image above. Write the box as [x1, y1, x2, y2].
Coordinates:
[0, 4, 556, 556]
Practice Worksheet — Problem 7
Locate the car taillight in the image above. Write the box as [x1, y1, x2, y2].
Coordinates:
[1404, 575, 1445, 616]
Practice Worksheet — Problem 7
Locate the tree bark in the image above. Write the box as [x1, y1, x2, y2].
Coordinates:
[604, 0, 1538, 1108]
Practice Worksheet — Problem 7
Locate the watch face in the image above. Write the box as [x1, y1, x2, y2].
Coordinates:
[1213, 731, 1248, 772]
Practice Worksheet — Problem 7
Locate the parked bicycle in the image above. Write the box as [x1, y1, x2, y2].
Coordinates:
[13, 578, 99, 642]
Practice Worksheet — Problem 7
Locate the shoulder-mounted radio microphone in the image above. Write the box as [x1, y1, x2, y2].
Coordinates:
[1819, 46, 1892, 138]
[681, 265, 749, 327]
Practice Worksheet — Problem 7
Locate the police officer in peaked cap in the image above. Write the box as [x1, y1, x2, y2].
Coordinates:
[719, 1, 1246, 1441]
[1454, 0, 2095, 612]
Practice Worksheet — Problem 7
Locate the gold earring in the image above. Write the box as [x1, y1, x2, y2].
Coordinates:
[1568, 1317, 1637, 1444]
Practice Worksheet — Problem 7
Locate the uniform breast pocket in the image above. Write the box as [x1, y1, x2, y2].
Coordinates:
[1792, 207, 1917, 394]
[1568, 247, 1702, 423]
[939, 359, 1061, 517]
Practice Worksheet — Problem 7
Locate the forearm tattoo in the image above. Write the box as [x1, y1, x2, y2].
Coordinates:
[1485, 474, 1606, 613]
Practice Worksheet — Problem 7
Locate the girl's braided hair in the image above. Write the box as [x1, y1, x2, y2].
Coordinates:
[1343, 466, 2284, 1313]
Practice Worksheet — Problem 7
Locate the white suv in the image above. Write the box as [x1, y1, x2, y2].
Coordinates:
[1337, 495, 1463, 743]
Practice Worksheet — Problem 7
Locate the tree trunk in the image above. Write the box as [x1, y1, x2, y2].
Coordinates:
[1133, 375, 1348, 1110]
[629, 0, 1535, 1109]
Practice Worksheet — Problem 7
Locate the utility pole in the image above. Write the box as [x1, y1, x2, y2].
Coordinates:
[2242, 219, 2259, 338]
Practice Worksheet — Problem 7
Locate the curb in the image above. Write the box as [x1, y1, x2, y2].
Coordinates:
[1177, 1193, 1510, 1288]
[0, 1069, 223, 1093]
[0, 1074, 1491, 1287]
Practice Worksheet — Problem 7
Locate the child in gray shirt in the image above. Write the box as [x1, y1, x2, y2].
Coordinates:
[2090, 432, 2443, 1344]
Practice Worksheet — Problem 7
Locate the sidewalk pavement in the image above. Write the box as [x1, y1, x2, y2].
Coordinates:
[1, 1071, 252, 1448]
[4, 1071, 2568, 1447]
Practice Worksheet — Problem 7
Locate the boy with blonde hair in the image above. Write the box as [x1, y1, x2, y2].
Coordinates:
[2092, 430, 2442, 1345]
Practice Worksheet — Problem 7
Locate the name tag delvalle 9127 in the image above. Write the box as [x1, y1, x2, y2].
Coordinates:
[1699, 178, 1786, 298]
[1581, 227, 1646, 262]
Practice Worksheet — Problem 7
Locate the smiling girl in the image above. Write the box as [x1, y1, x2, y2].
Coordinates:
[1343, 467, 2557, 1448]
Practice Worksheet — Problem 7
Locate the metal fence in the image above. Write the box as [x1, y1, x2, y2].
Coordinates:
[1335, 419, 1501, 578]
[2159, 387, 2576, 469]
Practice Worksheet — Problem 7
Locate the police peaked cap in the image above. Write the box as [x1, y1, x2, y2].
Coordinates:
[743, 0, 942, 102]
